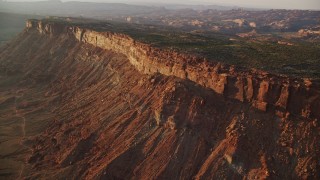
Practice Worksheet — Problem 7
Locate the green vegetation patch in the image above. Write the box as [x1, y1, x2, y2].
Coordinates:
[31, 18, 320, 78]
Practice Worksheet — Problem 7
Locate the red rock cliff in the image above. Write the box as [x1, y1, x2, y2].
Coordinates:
[26, 20, 320, 120]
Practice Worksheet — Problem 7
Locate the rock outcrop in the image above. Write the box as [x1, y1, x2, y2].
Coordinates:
[1, 19, 319, 179]
[26, 19, 320, 120]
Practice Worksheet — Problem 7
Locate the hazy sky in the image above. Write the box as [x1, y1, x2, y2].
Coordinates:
[5, 0, 320, 10]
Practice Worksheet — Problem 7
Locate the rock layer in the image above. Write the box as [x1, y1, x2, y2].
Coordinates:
[26, 20, 320, 120]
[1, 20, 319, 179]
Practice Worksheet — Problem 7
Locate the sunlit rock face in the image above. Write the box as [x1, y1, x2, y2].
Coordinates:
[0, 19, 318, 179]
[27, 19, 319, 120]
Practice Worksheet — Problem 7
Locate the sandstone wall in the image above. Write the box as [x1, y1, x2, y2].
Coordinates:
[26, 20, 320, 120]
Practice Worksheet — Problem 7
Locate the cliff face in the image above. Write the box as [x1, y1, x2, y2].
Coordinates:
[1, 20, 319, 179]
[27, 20, 318, 120]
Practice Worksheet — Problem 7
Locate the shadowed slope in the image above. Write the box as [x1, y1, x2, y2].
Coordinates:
[0, 26, 319, 179]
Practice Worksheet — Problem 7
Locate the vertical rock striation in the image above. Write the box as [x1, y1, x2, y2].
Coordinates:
[26, 20, 320, 120]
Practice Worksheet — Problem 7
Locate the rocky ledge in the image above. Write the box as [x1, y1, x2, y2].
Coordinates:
[26, 19, 320, 120]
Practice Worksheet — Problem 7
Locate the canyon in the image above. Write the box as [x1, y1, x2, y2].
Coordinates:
[0, 19, 319, 179]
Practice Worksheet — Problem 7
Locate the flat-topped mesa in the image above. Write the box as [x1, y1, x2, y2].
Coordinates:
[26, 20, 320, 120]
[26, 19, 66, 35]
